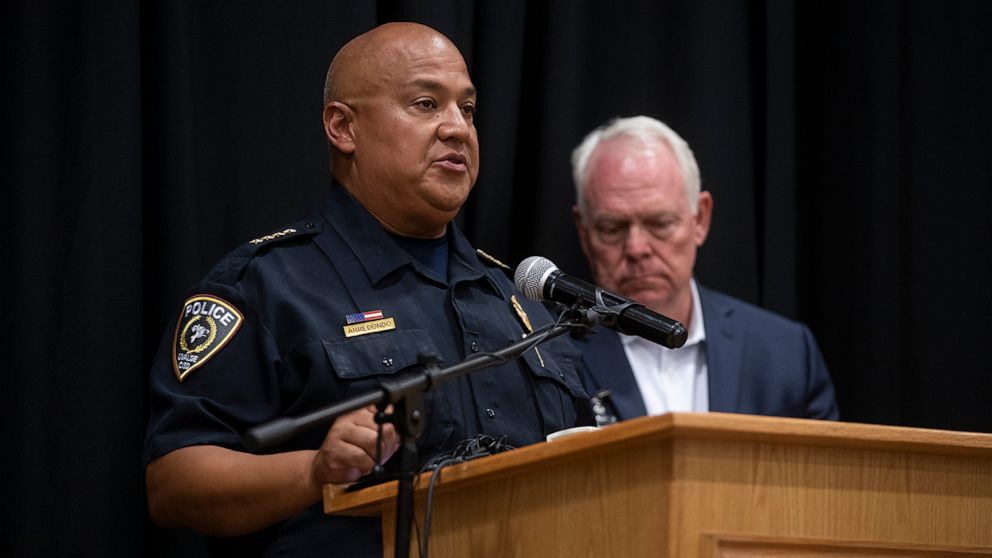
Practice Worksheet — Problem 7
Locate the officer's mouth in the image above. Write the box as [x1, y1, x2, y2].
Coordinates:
[432, 153, 468, 172]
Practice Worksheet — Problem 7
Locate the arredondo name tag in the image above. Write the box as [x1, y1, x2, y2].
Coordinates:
[343, 317, 396, 338]
[172, 295, 243, 382]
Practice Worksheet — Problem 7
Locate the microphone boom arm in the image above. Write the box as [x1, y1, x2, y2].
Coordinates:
[243, 317, 586, 451]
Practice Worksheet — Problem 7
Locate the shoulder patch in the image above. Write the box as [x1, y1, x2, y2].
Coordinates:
[475, 248, 511, 271]
[172, 295, 244, 382]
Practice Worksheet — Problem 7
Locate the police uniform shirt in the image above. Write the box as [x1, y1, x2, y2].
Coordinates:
[143, 181, 588, 557]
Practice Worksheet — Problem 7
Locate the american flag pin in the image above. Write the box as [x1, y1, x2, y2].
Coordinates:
[345, 309, 385, 325]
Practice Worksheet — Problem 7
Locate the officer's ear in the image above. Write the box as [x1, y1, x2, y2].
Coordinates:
[323, 101, 356, 154]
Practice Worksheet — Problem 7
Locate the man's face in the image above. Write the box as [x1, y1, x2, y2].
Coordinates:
[574, 137, 711, 320]
[344, 34, 479, 237]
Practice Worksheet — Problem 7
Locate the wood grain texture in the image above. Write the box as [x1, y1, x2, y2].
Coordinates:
[324, 413, 992, 557]
[706, 534, 992, 557]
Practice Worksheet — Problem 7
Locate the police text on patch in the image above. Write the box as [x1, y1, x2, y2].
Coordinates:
[172, 295, 243, 382]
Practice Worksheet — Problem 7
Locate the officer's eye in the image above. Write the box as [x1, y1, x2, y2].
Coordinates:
[414, 98, 438, 110]
[461, 103, 477, 117]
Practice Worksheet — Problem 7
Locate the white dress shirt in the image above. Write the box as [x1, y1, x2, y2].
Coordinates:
[619, 279, 708, 415]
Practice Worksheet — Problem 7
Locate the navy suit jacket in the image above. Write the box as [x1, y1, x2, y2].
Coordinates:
[574, 284, 839, 420]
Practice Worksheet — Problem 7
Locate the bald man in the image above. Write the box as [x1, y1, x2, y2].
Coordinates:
[144, 23, 588, 557]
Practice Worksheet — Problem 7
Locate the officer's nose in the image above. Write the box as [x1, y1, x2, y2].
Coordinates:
[437, 103, 473, 144]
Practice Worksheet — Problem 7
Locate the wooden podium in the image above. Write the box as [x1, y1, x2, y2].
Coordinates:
[325, 413, 992, 557]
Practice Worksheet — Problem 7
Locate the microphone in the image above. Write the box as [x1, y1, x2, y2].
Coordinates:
[514, 256, 688, 349]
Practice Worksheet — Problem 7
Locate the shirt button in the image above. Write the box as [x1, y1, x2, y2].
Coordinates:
[485, 408, 496, 418]
[470, 341, 479, 353]
[304, 222, 315, 229]
[382, 357, 394, 367]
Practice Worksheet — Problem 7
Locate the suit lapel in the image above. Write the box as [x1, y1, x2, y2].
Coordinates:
[579, 326, 648, 420]
[700, 287, 744, 413]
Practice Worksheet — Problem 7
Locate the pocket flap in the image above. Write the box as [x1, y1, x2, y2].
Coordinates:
[323, 329, 439, 378]
[521, 345, 588, 398]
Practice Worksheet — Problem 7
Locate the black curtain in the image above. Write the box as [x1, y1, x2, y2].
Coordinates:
[4, 1, 990, 556]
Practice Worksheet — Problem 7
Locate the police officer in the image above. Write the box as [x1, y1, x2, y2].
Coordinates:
[143, 22, 588, 557]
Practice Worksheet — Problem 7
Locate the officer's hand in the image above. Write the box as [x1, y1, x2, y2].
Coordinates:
[311, 405, 400, 485]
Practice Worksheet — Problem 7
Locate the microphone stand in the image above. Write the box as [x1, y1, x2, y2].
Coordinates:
[243, 309, 596, 558]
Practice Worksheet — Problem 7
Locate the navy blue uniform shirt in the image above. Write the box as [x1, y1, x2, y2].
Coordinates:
[144, 181, 588, 557]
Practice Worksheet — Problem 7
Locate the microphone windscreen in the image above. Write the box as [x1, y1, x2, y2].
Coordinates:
[514, 256, 558, 301]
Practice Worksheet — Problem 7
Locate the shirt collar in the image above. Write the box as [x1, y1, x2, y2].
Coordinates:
[620, 278, 707, 349]
[319, 180, 491, 290]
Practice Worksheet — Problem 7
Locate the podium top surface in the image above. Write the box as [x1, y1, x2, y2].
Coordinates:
[324, 412, 992, 517]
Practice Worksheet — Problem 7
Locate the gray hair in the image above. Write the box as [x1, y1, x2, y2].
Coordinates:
[571, 116, 702, 214]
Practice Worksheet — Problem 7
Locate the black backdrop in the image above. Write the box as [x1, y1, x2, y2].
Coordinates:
[4, 1, 991, 556]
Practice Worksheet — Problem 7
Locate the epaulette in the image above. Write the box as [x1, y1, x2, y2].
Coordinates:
[203, 219, 322, 286]
[227, 220, 322, 263]
[248, 226, 304, 246]
[248, 219, 321, 247]
[475, 248, 511, 271]
[248, 228, 299, 245]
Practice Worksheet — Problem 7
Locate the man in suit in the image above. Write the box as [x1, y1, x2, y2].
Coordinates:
[570, 116, 838, 420]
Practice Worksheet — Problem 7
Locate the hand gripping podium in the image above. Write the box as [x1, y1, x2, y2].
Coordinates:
[325, 412, 992, 557]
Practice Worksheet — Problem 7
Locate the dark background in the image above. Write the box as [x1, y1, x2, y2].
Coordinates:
[4, 1, 991, 556]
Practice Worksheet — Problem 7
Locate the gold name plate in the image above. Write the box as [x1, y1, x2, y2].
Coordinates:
[343, 317, 396, 338]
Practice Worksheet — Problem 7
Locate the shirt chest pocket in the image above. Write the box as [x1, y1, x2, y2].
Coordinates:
[322, 329, 455, 452]
[323, 328, 439, 380]
[517, 339, 589, 434]
[519, 348, 587, 399]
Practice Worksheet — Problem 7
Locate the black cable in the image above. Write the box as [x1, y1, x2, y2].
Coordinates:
[419, 456, 458, 558]
[415, 435, 517, 557]
[411, 468, 425, 558]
